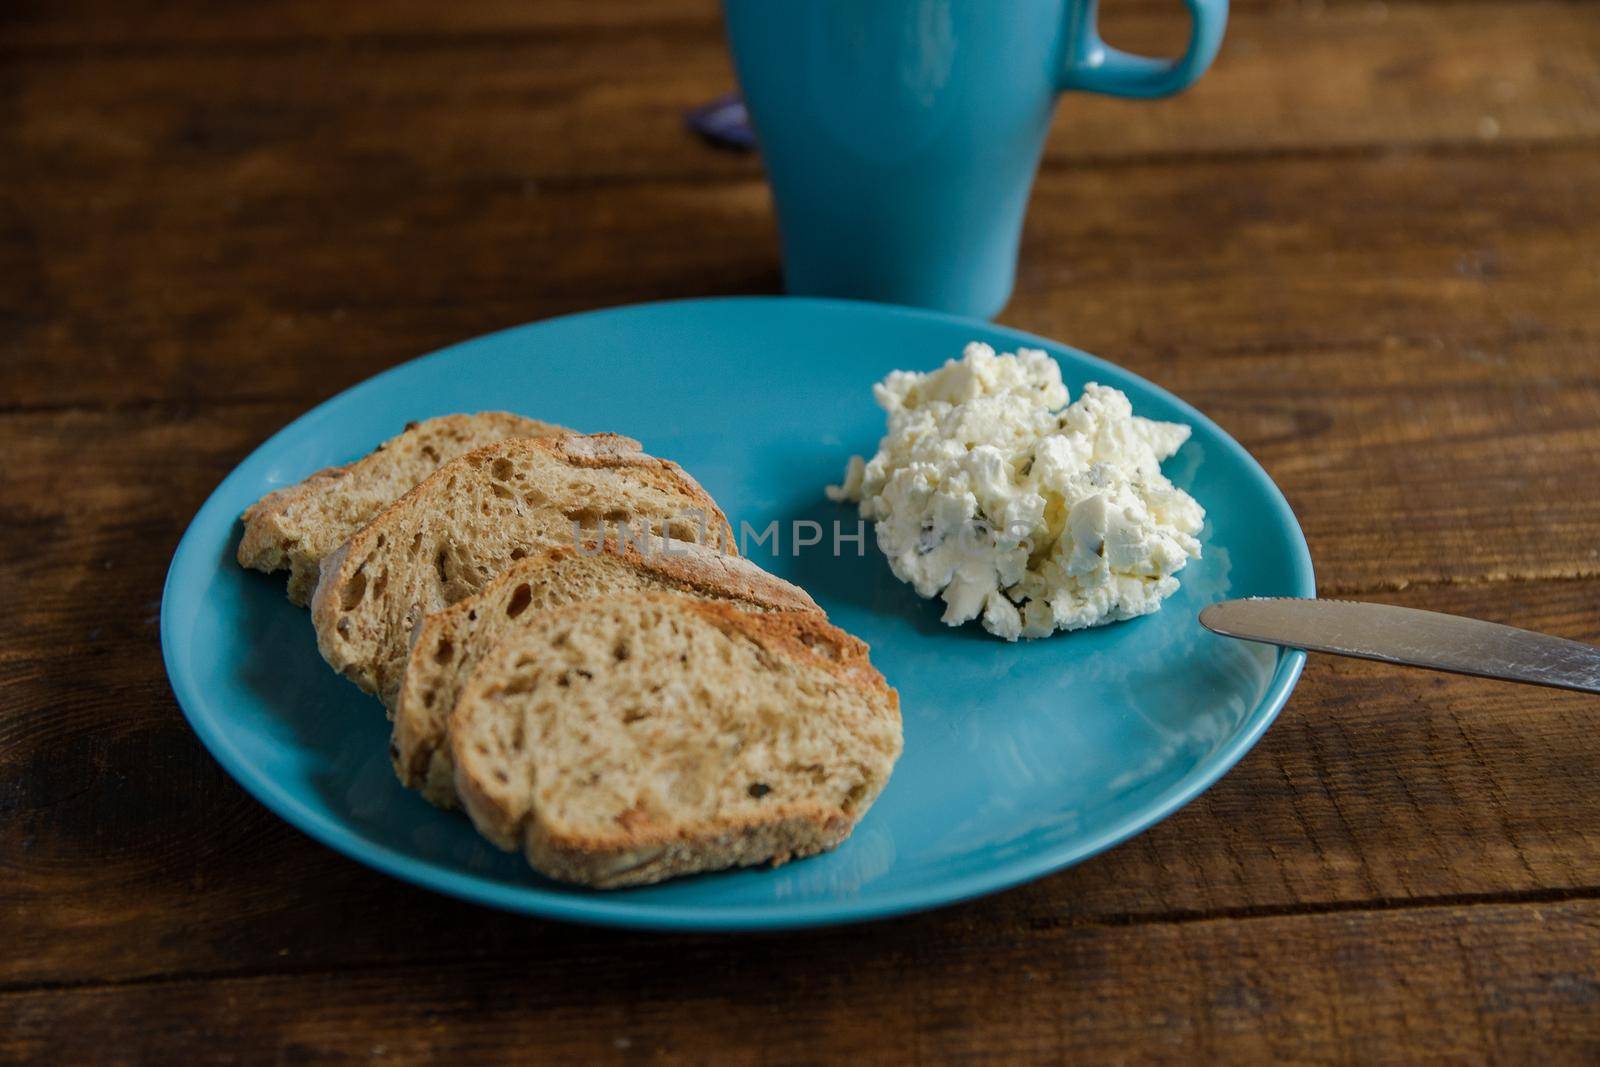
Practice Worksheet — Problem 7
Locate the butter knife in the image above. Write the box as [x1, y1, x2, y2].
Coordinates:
[1199, 598, 1600, 695]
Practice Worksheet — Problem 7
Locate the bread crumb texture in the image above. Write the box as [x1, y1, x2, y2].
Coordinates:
[451, 593, 902, 888]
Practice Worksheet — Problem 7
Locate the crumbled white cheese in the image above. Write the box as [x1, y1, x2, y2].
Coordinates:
[828, 342, 1204, 640]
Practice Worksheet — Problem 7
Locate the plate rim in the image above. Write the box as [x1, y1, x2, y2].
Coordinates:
[161, 295, 1315, 931]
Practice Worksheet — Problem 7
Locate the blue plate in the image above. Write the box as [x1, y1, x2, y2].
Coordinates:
[162, 297, 1314, 930]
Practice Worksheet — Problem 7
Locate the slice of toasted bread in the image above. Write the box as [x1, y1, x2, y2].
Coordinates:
[450, 593, 902, 888]
[238, 412, 576, 604]
[311, 434, 737, 703]
[393, 543, 820, 807]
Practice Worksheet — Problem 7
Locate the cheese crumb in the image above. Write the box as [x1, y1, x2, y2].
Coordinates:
[828, 342, 1204, 640]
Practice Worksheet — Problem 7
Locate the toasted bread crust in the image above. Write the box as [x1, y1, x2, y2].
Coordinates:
[620, 545, 819, 614]
[242, 414, 900, 891]
[682, 598, 898, 710]
[238, 412, 573, 604]
[311, 435, 741, 701]
[449, 593, 902, 887]
[391, 543, 821, 807]
[525, 802, 852, 889]
[236, 465, 349, 576]
[529, 434, 738, 553]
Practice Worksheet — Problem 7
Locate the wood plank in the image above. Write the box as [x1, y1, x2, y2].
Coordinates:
[2, 0, 1588, 49]
[1084, 0, 1600, 157]
[3, 900, 1597, 1064]
[6, 143, 1600, 412]
[0, 0, 727, 47]
[1143, 334, 1600, 591]
[3, 405, 1600, 986]
[1014, 146, 1600, 357]
[7, 2, 1597, 411]
[6, 3, 1596, 192]
[6, 0, 1597, 1055]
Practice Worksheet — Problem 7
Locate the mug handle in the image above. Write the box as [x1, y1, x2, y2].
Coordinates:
[1059, 0, 1228, 99]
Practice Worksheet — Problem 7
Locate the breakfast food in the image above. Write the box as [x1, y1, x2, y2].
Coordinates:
[238, 412, 576, 605]
[829, 342, 1204, 640]
[392, 542, 821, 807]
[239, 411, 899, 888]
[312, 433, 738, 702]
[450, 593, 903, 888]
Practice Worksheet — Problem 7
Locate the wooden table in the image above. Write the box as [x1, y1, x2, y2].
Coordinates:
[5, 1, 1598, 1062]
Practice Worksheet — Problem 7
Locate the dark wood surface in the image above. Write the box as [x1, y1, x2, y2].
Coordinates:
[4, 1, 1599, 1063]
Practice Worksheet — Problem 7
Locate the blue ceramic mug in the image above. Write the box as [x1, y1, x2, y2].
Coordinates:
[724, 0, 1227, 318]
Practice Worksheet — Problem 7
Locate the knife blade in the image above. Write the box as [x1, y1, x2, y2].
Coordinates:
[1199, 598, 1600, 695]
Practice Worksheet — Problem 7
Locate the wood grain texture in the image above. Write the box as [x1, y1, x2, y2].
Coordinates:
[3, 901, 1597, 1065]
[6, 2, 1596, 185]
[6, 0, 1576, 49]
[5, 3, 1600, 411]
[9, 147, 1600, 412]
[3, 0, 1599, 1061]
